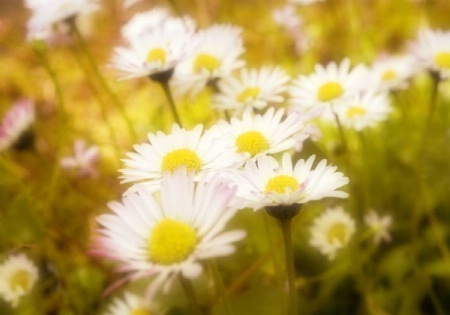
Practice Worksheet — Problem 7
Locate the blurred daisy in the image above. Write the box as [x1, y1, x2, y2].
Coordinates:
[0, 99, 35, 152]
[121, 7, 173, 41]
[289, 59, 367, 113]
[104, 292, 160, 315]
[364, 210, 392, 245]
[213, 66, 290, 112]
[239, 152, 349, 210]
[60, 139, 100, 178]
[273, 4, 302, 31]
[25, 0, 99, 41]
[120, 124, 242, 193]
[329, 91, 392, 131]
[111, 17, 195, 81]
[0, 254, 39, 308]
[309, 207, 356, 260]
[289, 0, 325, 5]
[213, 107, 304, 160]
[91, 169, 246, 299]
[410, 28, 450, 80]
[369, 54, 416, 92]
[173, 24, 245, 96]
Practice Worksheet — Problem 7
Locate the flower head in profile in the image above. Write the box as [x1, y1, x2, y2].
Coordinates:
[309, 207, 356, 260]
[364, 210, 392, 245]
[289, 59, 367, 113]
[410, 28, 450, 80]
[60, 139, 100, 178]
[327, 91, 392, 131]
[120, 124, 243, 194]
[104, 292, 161, 315]
[0, 99, 35, 152]
[213, 107, 304, 161]
[0, 253, 39, 308]
[172, 24, 245, 96]
[213, 66, 290, 112]
[91, 169, 246, 299]
[369, 54, 416, 92]
[238, 152, 349, 210]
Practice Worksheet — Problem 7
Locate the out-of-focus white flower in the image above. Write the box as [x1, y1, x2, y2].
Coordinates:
[289, 0, 325, 5]
[60, 139, 100, 178]
[369, 54, 416, 92]
[273, 4, 302, 31]
[91, 169, 246, 299]
[0, 254, 39, 308]
[410, 28, 450, 80]
[309, 207, 356, 260]
[104, 292, 161, 315]
[213, 66, 290, 112]
[122, 0, 143, 8]
[0, 99, 35, 152]
[364, 210, 392, 245]
[172, 24, 246, 96]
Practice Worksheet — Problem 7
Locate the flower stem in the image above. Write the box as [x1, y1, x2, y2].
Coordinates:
[178, 274, 203, 315]
[159, 79, 182, 127]
[278, 217, 297, 315]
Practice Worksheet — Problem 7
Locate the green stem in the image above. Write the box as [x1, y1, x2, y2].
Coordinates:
[70, 21, 137, 142]
[209, 260, 233, 314]
[159, 80, 182, 126]
[425, 72, 440, 133]
[279, 218, 297, 315]
[178, 274, 203, 315]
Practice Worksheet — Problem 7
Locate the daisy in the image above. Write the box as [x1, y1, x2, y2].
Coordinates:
[111, 17, 195, 81]
[91, 169, 246, 299]
[25, 0, 99, 41]
[60, 139, 100, 178]
[120, 7, 173, 41]
[0, 99, 35, 152]
[213, 107, 304, 160]
[213, 66, 290, 112]
[172, 24, 246, 96]
[0, 253, 39, 308]
[238, 152, 349, 210]
[369, 54, 416, 92]
[104, 292, 160, 315]
[120, 123, 243, 193]
[289, 59, 368, 113]
[309, 207, 356, 260]
[328, 91, 392, 131]
[364, 210, 392, 245]
[410, 28, 450, 80]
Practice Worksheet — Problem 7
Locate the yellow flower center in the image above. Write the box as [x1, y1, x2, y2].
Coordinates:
[236, 87, 261, 102]
[148, 219, 198, 265]
[130, 308, 151, 315]
[235, 131, 269, 157]
[146, 48, 166, 65]
[327, 223, 348, 245]
[346, 106, 367, 118]
[10, 270, 31, 292]
[194, 53, 221, 73]
[382, 70, 396, 81]
[434, 51, 450, 69]
[161, 149, 202, 173]
[317, 81, 344, 102]
[265, 175, 299, 194]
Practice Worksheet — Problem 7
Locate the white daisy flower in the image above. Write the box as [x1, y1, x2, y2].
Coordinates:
[111, 17, 196, 81]
[0, 99, 35, 151]
[328, 91, 392, 131]
[364, 210, 392, 245]
[172, 24, 246, 96]
[213, 66, 290, 112]
[91, 169, 246, 299]
[309, 207, 356, 260]
[0, 254, 39, 308]
[60, 139, 100, 178]
[213, 107, 304, 160]
[104, 292, 161, 315]
[238, 152, 349, 210]
[25, 0, 99, 41]
[289, 59, 368, 113]
[120, 123, 243, 193]
[410, 28, 450, 80]
[273, 4, 302, 31]
[369, 54, 416, 92]
[121, 7, 173, 41]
